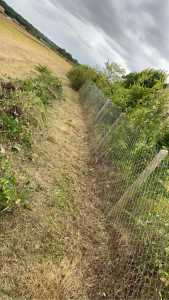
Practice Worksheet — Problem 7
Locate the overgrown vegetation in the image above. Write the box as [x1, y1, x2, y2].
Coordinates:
[77, 62, 169, 298]
[68, 62, 169, 149]
[0, 65, 63, 211]
[0, 0, 79, 64]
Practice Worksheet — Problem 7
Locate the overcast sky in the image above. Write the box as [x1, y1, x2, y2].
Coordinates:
[5, 0, 169, 74]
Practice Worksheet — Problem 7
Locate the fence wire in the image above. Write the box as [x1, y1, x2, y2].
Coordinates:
[80, 81, 169, 300]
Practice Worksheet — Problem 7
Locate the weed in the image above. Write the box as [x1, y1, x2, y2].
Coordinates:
[0, 154, 31, 210]
[0, 289, 13, 299]
[64, 119, 75, 128]
[0, 64, 63, 147]
[54, 173, 72, 211]
[0, 65, 63, 210]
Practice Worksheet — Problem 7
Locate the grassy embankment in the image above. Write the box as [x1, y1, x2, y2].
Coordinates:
[0, 17, 90, 299]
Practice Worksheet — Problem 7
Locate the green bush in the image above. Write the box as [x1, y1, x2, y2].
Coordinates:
[0, 65, 63, 210]
[0, 65, 63, 147]
[0, 155, 30, 211]
[67, 65, 98, 91]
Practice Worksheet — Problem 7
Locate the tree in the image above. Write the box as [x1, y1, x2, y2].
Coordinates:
[104, 61, 126, 82]
[123, 69, 167, 89]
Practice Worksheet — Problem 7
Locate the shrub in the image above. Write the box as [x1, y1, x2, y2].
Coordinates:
[67, 65, 98, 91]
[0, 65, 63, 210]
[0, 65, 63, 147]
[0, 155, 29, 211]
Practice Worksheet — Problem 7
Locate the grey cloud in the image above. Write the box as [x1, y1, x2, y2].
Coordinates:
[48, 0, 169, 71]
[6, 0, 169, 74]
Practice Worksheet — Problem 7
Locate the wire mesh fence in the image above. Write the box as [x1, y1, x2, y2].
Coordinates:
[80, 81, 169, 300]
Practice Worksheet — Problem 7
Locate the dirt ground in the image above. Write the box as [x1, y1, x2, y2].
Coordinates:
[0, 15, 126, 300]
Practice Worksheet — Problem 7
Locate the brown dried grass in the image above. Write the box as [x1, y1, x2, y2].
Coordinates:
[0, 14, 71, 79]
[0, 17, 138, 299]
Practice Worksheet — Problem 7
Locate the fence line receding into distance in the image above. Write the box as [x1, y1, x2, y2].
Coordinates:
[80, 81, 169, 300]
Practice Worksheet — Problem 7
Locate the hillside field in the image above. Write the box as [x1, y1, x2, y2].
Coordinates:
[0, 13, 71, 79]
[0, 13, 113, 300]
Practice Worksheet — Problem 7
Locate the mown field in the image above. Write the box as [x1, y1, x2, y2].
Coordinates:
[0, 13, 71, 79]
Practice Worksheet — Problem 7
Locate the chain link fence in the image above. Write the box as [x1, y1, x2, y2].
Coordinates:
[80, 82, 169, 300]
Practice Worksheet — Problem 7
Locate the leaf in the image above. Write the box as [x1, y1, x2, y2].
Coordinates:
[25, 181, 31, 186]
[11, 146, 21, 152]
[0, 146, 5, 154]
[0, 289, 13, 298]
[165, 247, 169, 255]
[23, 204, 33, 211]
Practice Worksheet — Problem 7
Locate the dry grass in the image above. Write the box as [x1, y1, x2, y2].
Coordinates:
[0, 85, 88, 299]
[0, 16, 135, 300]
[0, 14, 71, 79]
[0, 72, 122, 299]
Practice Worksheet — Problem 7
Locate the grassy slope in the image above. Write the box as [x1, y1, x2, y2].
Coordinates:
[0, 15, 121, 300]
[0, 14, 71, 79]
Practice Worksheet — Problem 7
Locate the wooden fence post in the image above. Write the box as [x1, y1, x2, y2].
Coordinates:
[108, 149, 168, 217]
[95, 112, 126, 153]
[92, 99, 112, 124]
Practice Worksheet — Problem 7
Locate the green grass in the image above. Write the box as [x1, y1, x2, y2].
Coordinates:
[54, 172, 72, 211]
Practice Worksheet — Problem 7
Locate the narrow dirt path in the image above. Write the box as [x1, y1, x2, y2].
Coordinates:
[40, 81, 119, 299]
[0, 77, 118, 299]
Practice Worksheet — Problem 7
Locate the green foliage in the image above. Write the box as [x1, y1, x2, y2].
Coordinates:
[0, 154, 30, 210]
[79, 61, 169, 298]
[104, 69, 169, 149]
[0, 65, 63, 210]
[23, 65, 63, 106]
[69, 62, 169, 150]
[34, 64, 52, 76]
[0, 156, 18, 210]
[104, 61, 126, 82]
[123, 68, 167, 89]
[0, 65, 63, 146]
[67, 65, 99, 91]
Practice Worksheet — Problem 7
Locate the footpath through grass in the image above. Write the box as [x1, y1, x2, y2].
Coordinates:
[0, 65, 141, 300]
[0, 65, 112, 299]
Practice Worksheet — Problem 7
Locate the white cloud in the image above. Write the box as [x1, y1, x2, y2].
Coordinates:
[5, 0, 169, 75]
